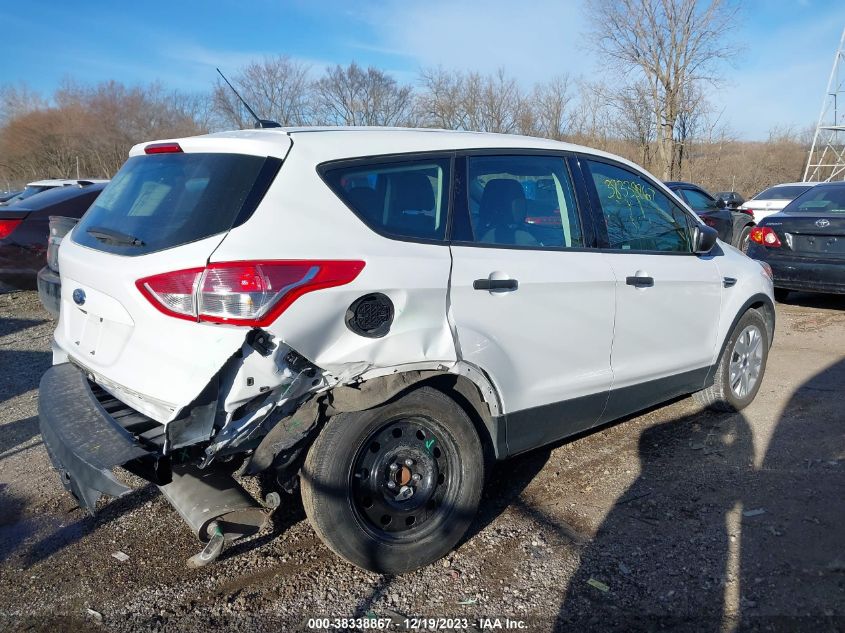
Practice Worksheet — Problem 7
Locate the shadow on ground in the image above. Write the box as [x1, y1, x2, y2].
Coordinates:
[0, 317, 47, 339]
[556, 360, 845, 632]
[0, 349, 51, 407]
[0, 415, 40, 460]
[778, 292, 845, 310]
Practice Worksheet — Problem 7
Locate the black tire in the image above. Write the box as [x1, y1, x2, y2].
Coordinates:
[693, 308, 769, 412]
[736, 225, 753, 253]
[301, 387, 484, 574]
[774, 288, 790, 302]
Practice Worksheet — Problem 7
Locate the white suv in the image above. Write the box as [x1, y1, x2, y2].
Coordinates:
[39, 128, 775, 573]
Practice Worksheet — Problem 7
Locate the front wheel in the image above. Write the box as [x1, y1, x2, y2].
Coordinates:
[301, 387, 484, 574]
[693, 308, 769, 412]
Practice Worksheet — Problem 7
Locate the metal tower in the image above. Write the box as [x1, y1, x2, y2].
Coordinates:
[804, 27, 845, 182]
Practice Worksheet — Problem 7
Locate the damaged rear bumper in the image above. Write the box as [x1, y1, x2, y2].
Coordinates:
[38, 362, 170, 513]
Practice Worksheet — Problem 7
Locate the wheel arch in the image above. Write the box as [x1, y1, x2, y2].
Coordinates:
[324, 368, 505, 463]
[704, 292, 775, 389]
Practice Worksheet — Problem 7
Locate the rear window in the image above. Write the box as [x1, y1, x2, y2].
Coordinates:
[785, 185, 845, 213]
[753, 185, 811, 201]
[73, 153, 280, 255]
[3, 185, 52, 206]
[321, 157, 450, 241]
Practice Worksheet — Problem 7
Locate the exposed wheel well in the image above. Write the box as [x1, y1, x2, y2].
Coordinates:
[418, 373, 499, 471]
[324, 370, 503, 464]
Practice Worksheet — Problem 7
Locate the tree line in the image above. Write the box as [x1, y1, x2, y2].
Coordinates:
[0, 0, 811, 198]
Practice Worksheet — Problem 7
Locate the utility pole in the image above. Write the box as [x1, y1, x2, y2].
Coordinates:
[804, 26, 845, 182]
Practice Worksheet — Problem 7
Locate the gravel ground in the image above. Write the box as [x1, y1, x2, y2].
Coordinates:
[0, 289, 843, 633]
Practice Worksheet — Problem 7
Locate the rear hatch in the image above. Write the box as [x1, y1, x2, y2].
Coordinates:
[54, 133, 290, 422]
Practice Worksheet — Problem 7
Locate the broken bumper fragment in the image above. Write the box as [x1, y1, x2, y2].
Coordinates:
[38, 362, 168, 514]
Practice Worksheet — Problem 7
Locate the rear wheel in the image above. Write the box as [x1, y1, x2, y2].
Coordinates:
[301, 387, 484, 574]
[774, 288, 790, 302]
[693, 308, 769, 412]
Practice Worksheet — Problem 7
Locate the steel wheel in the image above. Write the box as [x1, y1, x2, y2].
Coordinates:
[301, 387, 484, 573]
[349, 415, 457, 541]
[729, 324, 763, 398]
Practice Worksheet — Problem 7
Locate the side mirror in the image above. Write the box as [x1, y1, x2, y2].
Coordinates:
[693, 224, 719, 254]
[716, 198, 727, 209]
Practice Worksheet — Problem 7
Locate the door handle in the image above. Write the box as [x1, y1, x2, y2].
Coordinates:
[473, 278, 519, 291]
[625, 275, 654, 288]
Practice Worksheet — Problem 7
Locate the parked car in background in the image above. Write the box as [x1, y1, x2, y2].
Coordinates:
[715, 191, 745, 209]
[39, 128, 774, 574]
[0, 190, 23, 204]
[0, 181, 105, 290]
[0, 178, 107, 207]
[36, 216, 79, 317]
[747, 181, 845, 301]
[740, 182, 820, 223]
[665, 181, 756, 251]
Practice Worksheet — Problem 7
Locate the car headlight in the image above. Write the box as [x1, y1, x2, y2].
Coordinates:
[758, 261, 773, 281]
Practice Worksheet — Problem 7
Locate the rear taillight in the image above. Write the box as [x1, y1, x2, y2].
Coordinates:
[0, 219, 22, 240]
[137, 260, 365, 326]
[749, 226, 781, 247]
[740, 208, 754, 217]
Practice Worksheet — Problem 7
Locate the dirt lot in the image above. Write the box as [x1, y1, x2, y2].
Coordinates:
[0, 289, 843, 632]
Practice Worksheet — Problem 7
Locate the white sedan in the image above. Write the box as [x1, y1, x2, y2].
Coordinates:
[740, 181, 821, 222]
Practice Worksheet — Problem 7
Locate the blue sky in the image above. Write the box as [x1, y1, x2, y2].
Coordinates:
[1, 0, 844, 139]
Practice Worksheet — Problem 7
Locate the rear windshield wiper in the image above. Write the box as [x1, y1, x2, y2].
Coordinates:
[86, 226, 145, 247]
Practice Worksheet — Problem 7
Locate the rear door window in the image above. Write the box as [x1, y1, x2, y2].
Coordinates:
[585, 160, 693, 252]
[321, 158, 450, 241]
[460, 155, 583, 249]
[73, 153, 280, 256]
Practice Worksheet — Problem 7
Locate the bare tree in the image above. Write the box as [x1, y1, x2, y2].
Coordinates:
[569, 80, 616, 151]
[587, 0, 739, 179]
[528, 76, 574, 140]
[613, 82, 656, 167]
[0, 80, 206, 184]
[312, 62, 415, 126]
[212, 55, 312, 128]
[0, 83, 45, 126]
[416, 67, 528, 134]
[416, 67, 469, 129]
[673, 82, 711, 176]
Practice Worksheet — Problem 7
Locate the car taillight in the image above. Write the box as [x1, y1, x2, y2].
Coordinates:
[525, 215, 563, 226]
[700, 215, 718, 228]
[144, 142, 183, 154]
[137, 260, 365, 326]
[749, 226, 781, 247]
[0, 219, 22, 240]
[740, 208, 754, 217]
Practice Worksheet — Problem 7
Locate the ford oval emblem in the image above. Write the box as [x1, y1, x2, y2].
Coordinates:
[815, 218, 831, 228]
[72, 288, 86, 306]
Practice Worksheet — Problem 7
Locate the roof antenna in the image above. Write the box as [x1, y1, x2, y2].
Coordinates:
[216, 67, 281, 129]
